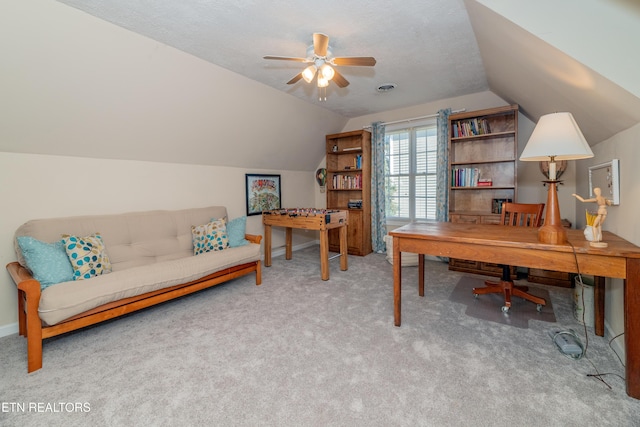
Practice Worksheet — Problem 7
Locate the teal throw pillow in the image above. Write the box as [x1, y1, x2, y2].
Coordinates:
[17, 236, 75, 289]
[225, 216, 249, 247]
[61, 233, 112, 280]
[192, 219, 229, 255]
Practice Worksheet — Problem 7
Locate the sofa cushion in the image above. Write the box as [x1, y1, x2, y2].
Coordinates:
[14, 206, 229, 271]
[227, 216, 249, 247]
[38, 242, 261, 326]
[16, 237, 74, 289]
[62, 233, 112, 280]
[192, 219, 229, 255]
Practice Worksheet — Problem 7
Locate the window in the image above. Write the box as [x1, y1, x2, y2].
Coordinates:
[385, 122, 438, 221]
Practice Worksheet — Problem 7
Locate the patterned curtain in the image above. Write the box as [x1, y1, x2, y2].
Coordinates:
[371, 121, 387, 253]
[436, 108, 452, 222]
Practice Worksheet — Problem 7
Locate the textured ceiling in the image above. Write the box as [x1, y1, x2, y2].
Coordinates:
[55, 0, 489, 118]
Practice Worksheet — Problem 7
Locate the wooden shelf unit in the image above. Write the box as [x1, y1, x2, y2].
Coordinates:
[448, 104, 519, 277]
[325, 130, 372, 256]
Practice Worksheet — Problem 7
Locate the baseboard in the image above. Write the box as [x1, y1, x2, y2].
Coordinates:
[266, 240, 319, 259]
[0, 322, 18, 338]
[604, 319, 625, 363]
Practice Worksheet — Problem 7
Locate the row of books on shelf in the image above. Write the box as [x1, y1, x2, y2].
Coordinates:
[452, 118, 492, 137]
[451, 167, 492, 187]
[332, 173, 362, 190]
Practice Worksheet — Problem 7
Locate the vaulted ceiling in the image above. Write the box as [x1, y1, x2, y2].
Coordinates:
[3, 1, 639, 173]
[54, 0, 640, 146]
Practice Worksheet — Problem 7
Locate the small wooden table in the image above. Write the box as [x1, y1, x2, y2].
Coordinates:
[262, 209, 348, 280]
[389, 221, 640, 400]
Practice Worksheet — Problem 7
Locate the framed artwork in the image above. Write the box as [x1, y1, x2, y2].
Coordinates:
[589, 159, 620, 205]
[245, 174, 282, 216]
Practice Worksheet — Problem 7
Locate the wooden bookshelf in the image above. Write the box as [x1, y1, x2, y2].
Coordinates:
[325, 130, 372, 256]
[448, 105, 519, 277]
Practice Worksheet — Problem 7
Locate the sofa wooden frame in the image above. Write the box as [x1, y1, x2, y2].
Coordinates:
[6, 234, 262, 373]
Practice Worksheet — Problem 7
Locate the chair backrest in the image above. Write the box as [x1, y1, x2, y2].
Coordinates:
[500, 202, 545, 227]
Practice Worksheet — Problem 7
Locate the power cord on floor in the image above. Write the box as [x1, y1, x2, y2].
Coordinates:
[547, 241, 625, 390]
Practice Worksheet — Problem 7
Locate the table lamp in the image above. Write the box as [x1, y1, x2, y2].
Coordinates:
[520, 112, 594, 244]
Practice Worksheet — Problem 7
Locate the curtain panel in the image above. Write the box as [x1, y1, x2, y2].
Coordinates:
[436, 108, 452, 222]
[371, 121, 387, 253]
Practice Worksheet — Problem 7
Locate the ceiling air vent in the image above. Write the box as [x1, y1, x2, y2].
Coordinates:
[377, 83, 397, 92]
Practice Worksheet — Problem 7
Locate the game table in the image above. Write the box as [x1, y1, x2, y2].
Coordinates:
[262, 208, 348, 280]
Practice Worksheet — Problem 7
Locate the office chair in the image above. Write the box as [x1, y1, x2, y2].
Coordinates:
[472, 202, 547, 313]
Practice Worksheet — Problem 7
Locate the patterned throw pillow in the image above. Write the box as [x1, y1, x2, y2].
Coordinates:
[17, 236, 75, 289]
[61, 233, 112, 280]
[192, 219, 229, 255]
[225, 216, 249, 247]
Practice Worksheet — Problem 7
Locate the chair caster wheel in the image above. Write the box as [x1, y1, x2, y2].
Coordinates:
[502, 305, 509, 313]
[536, 304, 543, 312]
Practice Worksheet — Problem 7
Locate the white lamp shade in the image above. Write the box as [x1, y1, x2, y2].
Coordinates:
[320, 64, 335, 80]
[520, 112, 594, 161]
[317, 76, 329, 88]
[302, 65, 317, 84]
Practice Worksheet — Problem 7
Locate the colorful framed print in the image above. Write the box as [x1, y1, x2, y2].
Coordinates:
[245, 174, 282, 216]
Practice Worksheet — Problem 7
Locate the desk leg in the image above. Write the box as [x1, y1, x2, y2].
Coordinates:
[625, 258, 640, 399]
[594, 276, 605, 337]
[393, 237, 402, 326]
[339, 224, 348, 271]
[264, 224, 272, 267]
[418, 254, 425, 297]
[285, 227, 293, 260]
[320, 230, 329, 281]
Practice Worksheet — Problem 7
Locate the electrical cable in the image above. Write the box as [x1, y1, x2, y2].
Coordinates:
[609, 332, 625, 367]
[565, 240, 626, 390]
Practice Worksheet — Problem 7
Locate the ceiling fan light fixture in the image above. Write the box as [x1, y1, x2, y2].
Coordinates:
[320, 64, 335, 81]
[302, 65, 317, 83]
[317, 75, 329, 88]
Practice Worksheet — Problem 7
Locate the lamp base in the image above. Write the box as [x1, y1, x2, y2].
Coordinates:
[590, 241, 608, 248]
[538, 179, 566, 245]
[538, 224, 568, 245]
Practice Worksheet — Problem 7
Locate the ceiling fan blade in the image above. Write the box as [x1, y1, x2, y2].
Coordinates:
[332, 69, 349, 88]
[287, 73, 303, 85]
[313, 33, 329, 57]
[263, 55, 308, 62]
[332, 57, 377, 67]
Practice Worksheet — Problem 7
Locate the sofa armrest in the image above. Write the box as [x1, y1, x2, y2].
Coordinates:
[245, 234, 262, 244]
[7, 262, 42, 297]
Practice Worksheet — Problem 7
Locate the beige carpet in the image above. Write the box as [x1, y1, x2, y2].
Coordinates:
[449, 276, 556, 328]
[1, 246, 638, 426]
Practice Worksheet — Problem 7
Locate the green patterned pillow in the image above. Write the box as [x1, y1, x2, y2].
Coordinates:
[61, 233, 112, 280]
[192, 219, 229, 255]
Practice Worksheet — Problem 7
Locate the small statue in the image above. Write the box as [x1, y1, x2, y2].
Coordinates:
[572, 187, 612, 247]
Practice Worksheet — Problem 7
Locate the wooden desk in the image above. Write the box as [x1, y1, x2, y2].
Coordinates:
[390, 221, 640, 399]
[263, 209, 348, 280]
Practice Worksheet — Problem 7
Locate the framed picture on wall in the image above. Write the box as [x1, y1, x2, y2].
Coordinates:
[245, 174, 282, 216]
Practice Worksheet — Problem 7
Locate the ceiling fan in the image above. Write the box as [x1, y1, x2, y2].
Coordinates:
[264, 33, 376, 99]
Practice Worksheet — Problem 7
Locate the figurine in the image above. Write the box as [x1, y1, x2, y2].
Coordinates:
[572, 187, 612, 247]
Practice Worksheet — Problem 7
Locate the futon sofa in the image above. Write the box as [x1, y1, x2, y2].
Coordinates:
[6, 206, 262, 373]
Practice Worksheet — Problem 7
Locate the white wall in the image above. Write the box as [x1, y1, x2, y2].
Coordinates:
[0, 152, 317, 330]
[574, 122, 640, 357]
[0, 0, 347, 172]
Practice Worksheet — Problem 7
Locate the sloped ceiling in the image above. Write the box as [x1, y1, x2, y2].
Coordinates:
[466, 0, 640, 144]
[54, 0, 640, 146]
[2, 0, 639, 172]
[55, 0, 489, 119]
